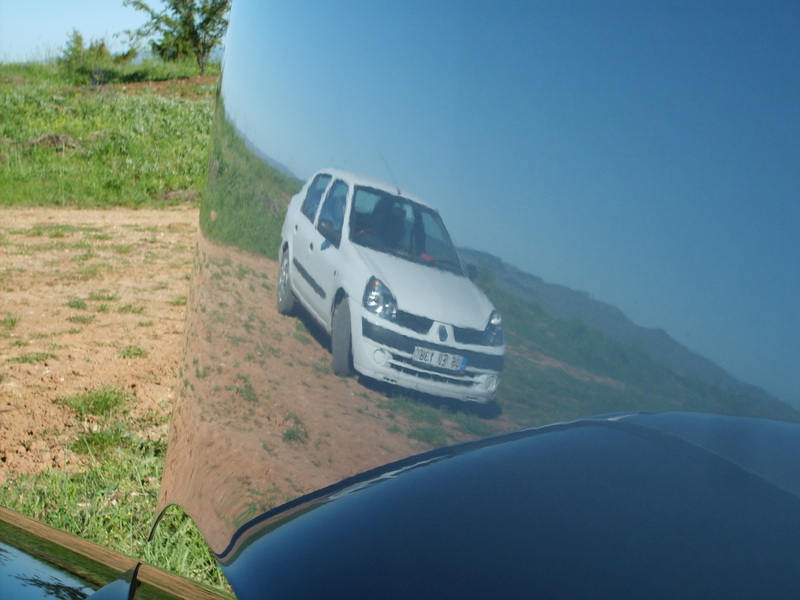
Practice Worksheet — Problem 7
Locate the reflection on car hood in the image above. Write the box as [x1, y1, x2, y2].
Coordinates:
[215, 412, 800, 600]
[355, 246, 493, 329]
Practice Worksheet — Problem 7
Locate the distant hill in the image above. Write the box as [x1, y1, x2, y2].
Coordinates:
[459, 247, 796, 422]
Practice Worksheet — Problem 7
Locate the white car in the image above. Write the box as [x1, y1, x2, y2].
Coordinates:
[278, 169, 505, 403]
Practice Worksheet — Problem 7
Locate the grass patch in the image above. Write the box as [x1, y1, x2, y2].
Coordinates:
[199, 98, 301, 258]
[67, 314, 95, 325]
[451, 413, 496, 438]
[89, 290, 119, 302]
[0, 443, 227, 591]
[118, 304, 145, 314]
[282, 413, 309, 444]
[232, 374, 258, 403]
[120, 345, 148, 358]
[67, 299, 88, 310]
[71, 423, 132, 456]
[1, 311, 19, 331]
[408, 426, 450, 447]
[8, 352, 57, 364]
[387, 396, 443, 426]
[0, 62, 215, 209]
[78, 263, 110, 278]
[293, 322, 311, 345]
[57, 386, 131, 418]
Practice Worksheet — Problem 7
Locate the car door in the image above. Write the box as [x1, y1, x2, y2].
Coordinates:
[303, 179, 349, 328]
[290, 173, 332, 316]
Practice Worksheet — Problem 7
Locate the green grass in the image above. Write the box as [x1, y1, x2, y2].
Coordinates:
[198, 98, 302, 258]
[232, 374, 258, 403]
[0, 62, 215, 209]
[118, 303, 145, 314]
[408, 426, 449, 448]
[67, 314, 95, 325]
[1, 311, 19, 331]
[386, 396, 443, 426]
[88, 290, 119, 302]
[0, 383, 229, 590]
[282, 413, 309, 444]
[7, 352, 57, 364]
[67, 299, 88, 310]
[0, 442, 228, 591]
[71, 423, 133, 455]
[120, 345, 148, 358]
[292, 322, 312, 345]
[57, 386, 131, 418]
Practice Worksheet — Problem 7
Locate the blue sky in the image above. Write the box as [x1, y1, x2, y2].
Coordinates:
[3, 2, 798, 406]
[0, 1, 155, 62]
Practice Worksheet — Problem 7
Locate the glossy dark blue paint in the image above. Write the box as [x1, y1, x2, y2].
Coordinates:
[219, 413, 800, 599]
[0, 541, 94, 599]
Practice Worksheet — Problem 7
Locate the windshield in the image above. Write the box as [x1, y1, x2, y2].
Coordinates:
[349, 187, 464, 274]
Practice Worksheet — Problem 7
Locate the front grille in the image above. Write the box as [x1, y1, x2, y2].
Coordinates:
[389, 355, 475, 387]
[453, 325, 484, 344]
[395, 310, 432, 334]
[362, 319, 506, 372]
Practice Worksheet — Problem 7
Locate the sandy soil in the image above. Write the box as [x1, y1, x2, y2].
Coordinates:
[1, 207, 197, 483]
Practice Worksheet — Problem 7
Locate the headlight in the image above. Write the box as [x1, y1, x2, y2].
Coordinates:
[363, 277, 397, 320]
[484, 310, 504, 346]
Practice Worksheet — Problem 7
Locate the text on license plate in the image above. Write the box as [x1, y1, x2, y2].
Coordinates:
[413, 346, 467, 371]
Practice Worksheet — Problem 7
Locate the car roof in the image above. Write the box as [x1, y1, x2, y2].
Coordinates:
[316, 167, 436, 211]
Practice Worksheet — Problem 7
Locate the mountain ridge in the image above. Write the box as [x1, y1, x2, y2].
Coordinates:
[458, 247, 786, 409]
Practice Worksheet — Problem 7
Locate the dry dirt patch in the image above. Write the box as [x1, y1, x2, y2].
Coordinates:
[1, 207, 196, 483]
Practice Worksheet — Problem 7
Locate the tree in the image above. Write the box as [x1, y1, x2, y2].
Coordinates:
[123, 0, 231, 74]
[59, 29, 112, 67]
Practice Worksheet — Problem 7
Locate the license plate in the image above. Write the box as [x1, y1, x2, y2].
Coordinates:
[413, 346, 467, 372]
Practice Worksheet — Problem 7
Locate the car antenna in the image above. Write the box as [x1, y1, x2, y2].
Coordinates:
[378, 148, 402, 195]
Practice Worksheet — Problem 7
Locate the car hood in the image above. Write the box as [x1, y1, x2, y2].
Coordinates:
[353, 245, 494, 330]
[213, 412, 800, 600]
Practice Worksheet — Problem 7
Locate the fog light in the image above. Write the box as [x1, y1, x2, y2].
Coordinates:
[373, 349, 389, 365]
[485, 376, 498, 392]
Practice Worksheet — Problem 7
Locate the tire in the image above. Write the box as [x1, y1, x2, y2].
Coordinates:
[332, 298, 354, 376]
[277, 251, 295, 315]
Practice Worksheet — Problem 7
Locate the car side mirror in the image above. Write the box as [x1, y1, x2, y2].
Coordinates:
[318, 219, 341, 248]
[466, 263, 478, 280]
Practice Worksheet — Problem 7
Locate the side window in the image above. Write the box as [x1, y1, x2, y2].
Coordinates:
[317, 180, 348, 246]
[350, 188, 381, 233]
[300, 173, 332, 222]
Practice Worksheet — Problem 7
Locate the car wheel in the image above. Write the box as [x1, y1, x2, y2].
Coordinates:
[277, 251, 295, 315]
[332, 298, 354, 376]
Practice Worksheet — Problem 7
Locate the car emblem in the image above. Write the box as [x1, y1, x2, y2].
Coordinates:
[439, 325, 448, 342]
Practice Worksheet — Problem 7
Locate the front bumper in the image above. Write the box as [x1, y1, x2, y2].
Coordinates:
[352, 313, 504, 403]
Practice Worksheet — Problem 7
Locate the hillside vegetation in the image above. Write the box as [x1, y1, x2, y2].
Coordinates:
[480, 275, 800, 425]
[0, 61, 215, 208]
